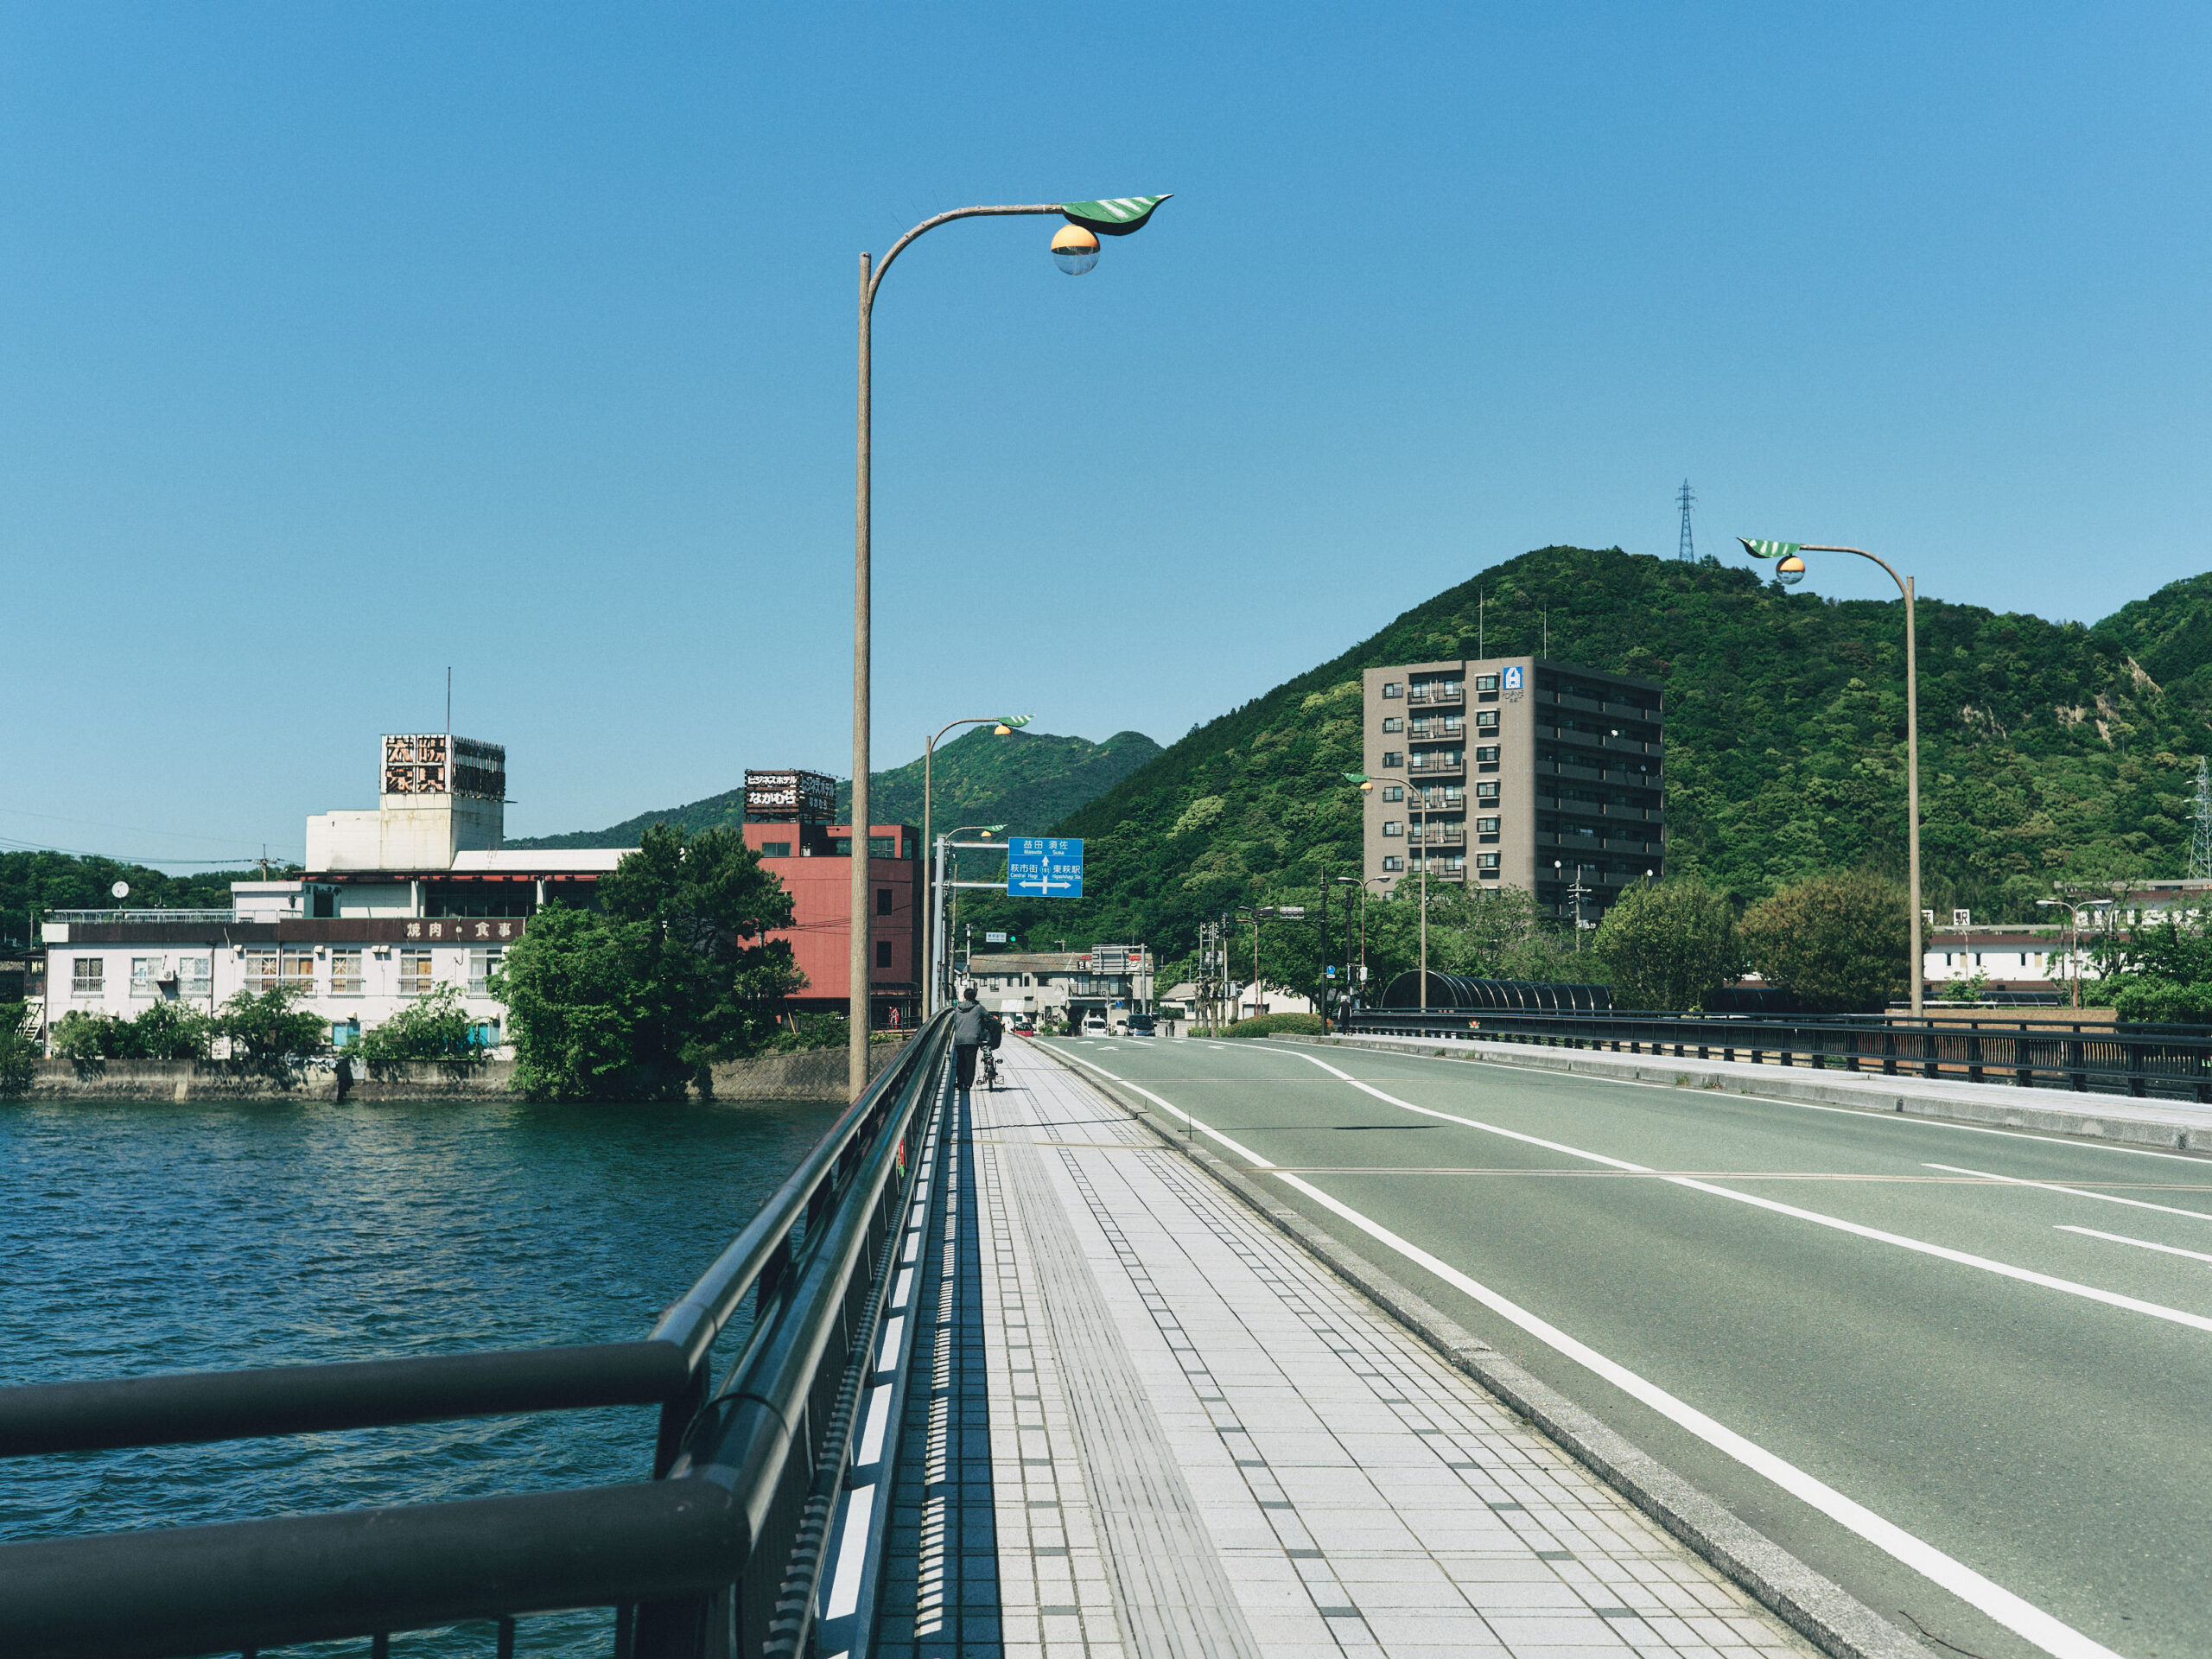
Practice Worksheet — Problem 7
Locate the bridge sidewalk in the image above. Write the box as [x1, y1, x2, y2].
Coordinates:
[959, 1039, 1819, 1659]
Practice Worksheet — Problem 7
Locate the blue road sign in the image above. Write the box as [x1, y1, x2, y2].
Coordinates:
[1007, 836, 1084, 899]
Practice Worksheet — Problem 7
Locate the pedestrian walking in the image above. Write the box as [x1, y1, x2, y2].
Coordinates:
[951, 984, 1000, 1107]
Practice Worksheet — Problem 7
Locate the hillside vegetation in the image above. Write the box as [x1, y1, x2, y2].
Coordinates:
[963, 545, 2212, 960]
[509, 728, 1160, 850]
[1, 854, 254, 949]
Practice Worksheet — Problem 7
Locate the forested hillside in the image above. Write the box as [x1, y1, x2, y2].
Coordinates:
[0, 855, 252, 949]
[963, 545, 2212, 959]
[509, 728, 1160, 850]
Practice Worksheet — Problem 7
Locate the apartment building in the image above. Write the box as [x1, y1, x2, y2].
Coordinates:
[1361, 657, 1664, 926]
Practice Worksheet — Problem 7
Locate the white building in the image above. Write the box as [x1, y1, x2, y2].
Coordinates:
[40, 734, 632, 1054]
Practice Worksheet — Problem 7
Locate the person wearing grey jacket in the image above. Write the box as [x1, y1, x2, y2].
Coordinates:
[951, 986, 999, 1103]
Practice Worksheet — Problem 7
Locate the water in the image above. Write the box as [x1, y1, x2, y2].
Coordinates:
[0, 1093, 846, 1655]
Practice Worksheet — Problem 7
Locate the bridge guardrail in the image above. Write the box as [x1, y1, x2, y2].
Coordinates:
[0, 1009, 956, 1659]
[1344, 1007, 2212, 1103]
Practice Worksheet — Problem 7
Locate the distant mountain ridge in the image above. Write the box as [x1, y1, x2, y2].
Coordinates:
[505, 728, 1161, 850]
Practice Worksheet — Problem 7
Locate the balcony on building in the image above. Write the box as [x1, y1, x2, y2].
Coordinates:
[1407, 679, 1465, 709]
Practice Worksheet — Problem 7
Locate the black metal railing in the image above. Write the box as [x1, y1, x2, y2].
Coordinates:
[0, 1012, 956, 1659]
[1343, 1007, 2212, 1103]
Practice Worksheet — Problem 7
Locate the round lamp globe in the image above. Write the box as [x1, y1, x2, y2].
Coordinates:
[1051, 224, 1101, 276]
[1775, 554, 1808, 586]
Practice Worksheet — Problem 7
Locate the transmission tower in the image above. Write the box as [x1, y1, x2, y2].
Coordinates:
[2191, 757, 2212, 880]
[1675, 479, 1697, 562]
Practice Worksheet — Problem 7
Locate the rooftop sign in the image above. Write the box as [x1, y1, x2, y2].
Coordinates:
[745, 769, 837, 823]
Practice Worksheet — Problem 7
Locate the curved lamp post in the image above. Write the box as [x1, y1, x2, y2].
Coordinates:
[923, 715, 1030, 1016]
[849, 195, 1171, 1096]
[1345, 771, 1432, 1014]
[938, 823, 1007, 1007]
[1741, 537, 1924, 1016]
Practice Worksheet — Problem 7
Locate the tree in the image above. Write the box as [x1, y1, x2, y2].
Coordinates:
[0, 1004, 38, 1095]
[217, 987, 330, 1073]
[1594, 880, 1738, 1010]
[500, 823, 804, 1102]
[1739, 871, 1910, 1013]
[355, 984, 479, 1065]
[130, 1000, 214, 1060]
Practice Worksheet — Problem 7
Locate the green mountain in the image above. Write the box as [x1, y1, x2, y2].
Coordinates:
[0, 854, 257, 949]
[506, 728, 1160, 851]
[963, 545, 2212, 960]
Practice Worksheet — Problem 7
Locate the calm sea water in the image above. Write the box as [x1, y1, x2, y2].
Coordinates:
[0, 1093, 846, 1656]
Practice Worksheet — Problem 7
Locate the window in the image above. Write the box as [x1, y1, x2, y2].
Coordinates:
[1383, 820, 1404, 837]
[241, 950, 278, 993]
[869, 836, 897, 858]
[1475, 709, 1498, 730]
[1440, 715, 1464, 734]
[760, 842, 791, 858]
[1382, 855, 1405, 872]
[469, 949, 503, 994]
[1475, 746, 1500, 765]
[1476, 817, 1500, 835]
[876, 940, 893, 969]
[1475, 780, 1500, 800]
[330, 950, 364, 995]
[130, 957, 162, 997]
[1477, 853, 1501, 870]
[876, 888, 893, 916]
[281, 952, 315, 992]
[179, 957, 212, 996]
[400, 949, 434, 995]
[1382, 751, 1403, 768]
[1440, 785, 1465, 804]
[1381, 716, 1403, 733]
[1382, 785, 1404, 802]
[1474, 674, 1499, 692]
[72, 957, 104, 995]
[1382, 682, 1403, 698]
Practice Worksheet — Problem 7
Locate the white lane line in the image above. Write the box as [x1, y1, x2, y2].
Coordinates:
[822, 1483, 875, 1618]
[1925, 1161, 2212, 1222]
[1052, 1048, 1276, 1166]
[1094, 1068, 2119, 1659]
[876, 1313, 905, 1370]
[2060, 1225, 2212, 1265]
[1315, 1071, 2212, 1338]
[1276, 1039, 2212, 1165]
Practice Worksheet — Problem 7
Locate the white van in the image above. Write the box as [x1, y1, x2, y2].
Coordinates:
[1082, 1014, 1108, 1035]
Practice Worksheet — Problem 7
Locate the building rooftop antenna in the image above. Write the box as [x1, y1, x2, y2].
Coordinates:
[1676, 480, 1697, 563]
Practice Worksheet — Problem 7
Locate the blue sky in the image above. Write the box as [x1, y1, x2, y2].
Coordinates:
[5, 3, 2209, 866]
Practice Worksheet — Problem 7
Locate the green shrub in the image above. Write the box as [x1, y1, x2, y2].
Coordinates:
[0, 1003, 36, 1096]
[354, 985, 480, 1065]
[2109, 978, 2212, 1027]
[1224, 1012, 1325, 1039]
[216, 987, 329, 1073]
[130, 1001, 214, 1060]
[768, 1012, 850, 1052]
[50, 1009, 131, 1060]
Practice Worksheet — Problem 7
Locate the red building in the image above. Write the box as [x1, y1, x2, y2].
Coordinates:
[741, 821, 922, 1028]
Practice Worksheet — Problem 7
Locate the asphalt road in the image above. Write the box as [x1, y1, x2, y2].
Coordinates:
[1033, 1033, 2212, 1659]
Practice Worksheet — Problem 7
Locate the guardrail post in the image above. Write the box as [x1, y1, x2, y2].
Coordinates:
[1844, 1028, 1861, 1075]
[1967, 1024, 1985, 1084]
[1922, 1026, 1939, 1080]
[2127, 1039, 2147, 1097]
[2194, 1039, 2210, 1105]
[1882, 1027, 1898, 1078]
[2013, 1026, 2034, 1090]
[2069, 1026, 2088, 1092]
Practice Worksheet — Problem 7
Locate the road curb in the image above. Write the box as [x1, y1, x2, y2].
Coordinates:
[1028, 1041, 1929, 1659]
[1281, 1031, 2212, 1154]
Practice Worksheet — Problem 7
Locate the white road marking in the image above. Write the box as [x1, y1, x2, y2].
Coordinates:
[1304, 1069, 2212, 1337]
[1925, 1161, 2212, 1222]
[2060, 1225, 2212, 1265]
[876, 1313, 905, 1370]
[1086, 1061, 2120, 1659]
[1052, 1048, 1276, 1166]
[1272, 1040, 2212, 1164]
[823, 1483, 874, 1618]
[891, 1267, 913, 1309]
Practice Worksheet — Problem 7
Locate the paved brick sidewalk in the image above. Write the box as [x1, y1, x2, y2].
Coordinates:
[969, 1039, 1821, 1659]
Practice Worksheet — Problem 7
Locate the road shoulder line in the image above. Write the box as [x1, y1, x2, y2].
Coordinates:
[1025, 1039, 1929, 1659]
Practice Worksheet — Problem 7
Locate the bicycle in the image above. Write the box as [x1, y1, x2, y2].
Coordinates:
[979, 1044, 1001, 1091]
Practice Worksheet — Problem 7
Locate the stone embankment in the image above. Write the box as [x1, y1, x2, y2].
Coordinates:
[13, 1039, 912, 1103]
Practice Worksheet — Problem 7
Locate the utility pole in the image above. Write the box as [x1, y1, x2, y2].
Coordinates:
[2190, 757, 2212, 880]
[1676, 480, 1696, 563]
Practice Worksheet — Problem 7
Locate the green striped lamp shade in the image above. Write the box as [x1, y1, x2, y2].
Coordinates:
[1059, 195, 1172, 236]
[1738, 537, 1801, 560]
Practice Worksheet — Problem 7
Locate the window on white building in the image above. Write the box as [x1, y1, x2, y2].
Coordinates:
[281, 952, 315, 992]
[179, 957, 212, 997]
[72, 957, 103, 996]
[130, 957, 162, 997]
[241, 950, 278, 993]
[1382, 821, 1404, 837]
[469, 949, 503, 994]
[330, 950, 364, 995]
[400, 949, 434, 996]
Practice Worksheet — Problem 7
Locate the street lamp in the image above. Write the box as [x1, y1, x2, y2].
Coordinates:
[923, 715, 1030, 1015]
[1742, 537, 1925, 1017]
[935, 823, 1007, 1010]
[1348, 769, 1433, 1014]
[849, 194, 1170, 1097]
[2037, 895, 2113, 1010]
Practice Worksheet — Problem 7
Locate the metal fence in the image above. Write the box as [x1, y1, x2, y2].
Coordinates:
[1344, 1007, 2212, 1102]
[0, 1010, 956, 1659]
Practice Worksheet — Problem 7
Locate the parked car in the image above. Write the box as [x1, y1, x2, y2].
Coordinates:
[1012, 1020, 1036, 1036]
[1082, 1014, 1108, 1035]
[1124, 1013, 1156, 1038]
